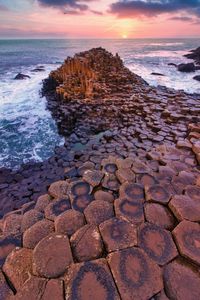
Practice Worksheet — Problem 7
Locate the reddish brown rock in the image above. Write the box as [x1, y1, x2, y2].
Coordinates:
[136, 173, 158, 187]
[0, 235, 21, 267]
[154, 289, 169, 300]
[65, 259, 120, 299]
[10, 276, 47, 300]
[77, 161, 95, 176]
[3, 248, 33, 291]
[33, 233, 73, 278]
[185, 185, 200, 201]
[145, 185, 171, 204]
[120, 183, 145, 202]
[102, 161, 118, 174]
[94, 190, 114, 203]
[45, 198, 71, 221]
[84, 200, 114, 225]
[55, 209, 85, 236]
[116, 157, 133, 169]
[48, 180, 69, 199]
[173, 220, 200, 266]
[99, 218, 137, 252]
[144, 203, 176, 230]
[108, 247, 163, 300]
[115, 197, 144, 225]
[35, 194, 51, 212]
[42, 279, 64, 300]
[3, 214, 22, 236]
[138, 223, 178, 266]
[69, 181, 92, 200]
[116, 168, 135, 183]
[132, 160, 150, 174]
[83, 170, 104, 187]
[21, 209, 44, 232]
[0, 270, 13, 299]
[71, 194, 94, 213]
[102, 174, 120, 191]
[70, 225, 103, 262]
[23, 219, 54, 249]
[164, 259, 200, 300]
[169, 195, 200, 222]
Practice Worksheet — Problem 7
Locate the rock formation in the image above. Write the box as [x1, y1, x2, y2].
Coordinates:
[184, 46, 200, 65]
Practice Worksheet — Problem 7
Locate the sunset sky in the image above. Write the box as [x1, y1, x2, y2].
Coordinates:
[0, 0, 200, 38]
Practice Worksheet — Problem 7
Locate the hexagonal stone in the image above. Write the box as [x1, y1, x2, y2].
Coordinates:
[144, 203, 176, 230]
[11, 276, 47, 300]
[33, 233, 73, 278]
[70, 225, 103, 262]
[21, 209, 44, 232]
[164, 259, 200, 300]
[116, 168, 135, 184]
[108, 247, 163, 300]
[145, 185, 170, 204]
[77, 161, 95, 176]
[102, 174, 120, 191]
[23, 219, 54, 249]
[35, 194, 51, 212]
[83, 170, 104, 187]
[102, 161, 118, 174]
[173, 220, 200, 266]
[169, 195, 200, 222]
[55, 209, 85, 236]
[68, 181, 92, 201]
[48, 180, 69, 199]
[65, 259, 120, 299]
[185, 185, 200, 201]
[136, 173, 158, 188]
[3, 214, 22, 236]
[138, 223, 178, 266]
[0, 235, 21, 267]
[3, 248, 33, 291]
[120, 183, 145, 202]
[94, 190, 114, 203]
[84, 200, 114, 225]
[43, 279, 64, 300]
[0, 270, 13, 299]
[99, 218, 137, 252]
[45, 198, 71, 221]
[115, 197, 144, 225]
[71, 194, 94, 213]
[116, 157, 133, 169]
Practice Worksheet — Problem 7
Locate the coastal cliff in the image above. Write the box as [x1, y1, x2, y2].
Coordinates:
[0, 48, 200, 299]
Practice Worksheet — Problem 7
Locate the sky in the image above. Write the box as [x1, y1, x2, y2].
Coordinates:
[0, 0, 200, 38]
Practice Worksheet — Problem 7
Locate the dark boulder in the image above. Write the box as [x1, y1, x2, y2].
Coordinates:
[177, 63, 195, 73]
[193, 75, 200, 82]
[168, 63, 177, 67]
[151, 72, 165, 76]
[184, 47, 200, 65]
[14, 73, 30, 80]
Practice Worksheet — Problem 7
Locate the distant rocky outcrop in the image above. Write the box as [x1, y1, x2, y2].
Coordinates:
[177, 63, 195, 73]
[14, 73, 30, 80]
[43, 47, 146, 101]
[184, 47, 200, 65]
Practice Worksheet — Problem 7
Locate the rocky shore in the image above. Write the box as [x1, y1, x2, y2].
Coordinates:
[0, 48, 200, 299]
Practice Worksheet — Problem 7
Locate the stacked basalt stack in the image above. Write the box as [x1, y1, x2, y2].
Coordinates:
[0, 128, 200, 299]
[46, 47, 145, 100]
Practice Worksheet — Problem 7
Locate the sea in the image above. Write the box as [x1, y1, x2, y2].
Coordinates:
[0, 38, 200, 169]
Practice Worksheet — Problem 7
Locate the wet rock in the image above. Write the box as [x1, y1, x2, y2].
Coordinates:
[138, 223, 178, 266]
[33, 233, 73, 278]
[65, 259, 120, 299]
[120, 183, 145, 202]
[71, 194, 94, 213]
[3, 248, 33, 291]
[70, 224, 103, 262]
[94, 190, 114, 203]
[173, 220, 200, 266]
[102, 174, 120, 191]
[145, 185, 171, 204]
[136, 173, 158, 188]
[164, 259, 200, 300]
[23, 219, 54, 249]
[177, 63, 195, 73]
[55, 209, 85, 236]
[115, 197, 144, 225]
[14, 73, 30, 80]
[21, 209, 44, 232]
[144, 203, 176, 230]
[0, 235, 21, 267]
[42, 279, 64, 300]
[151, 73, 165, 76]
[99, 218, 137, 252]
[84, 200, 114, 225]
[68, 181, 92, 200]
[108, 247, 163, 300]
[48, 181, 69, 199]
[169, 195, 200, 222]
[193, 75, 200, 81]
[45, 198, 71, 221]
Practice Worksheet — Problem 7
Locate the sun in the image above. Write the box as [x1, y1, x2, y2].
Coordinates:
[122, 34, 128, 39]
